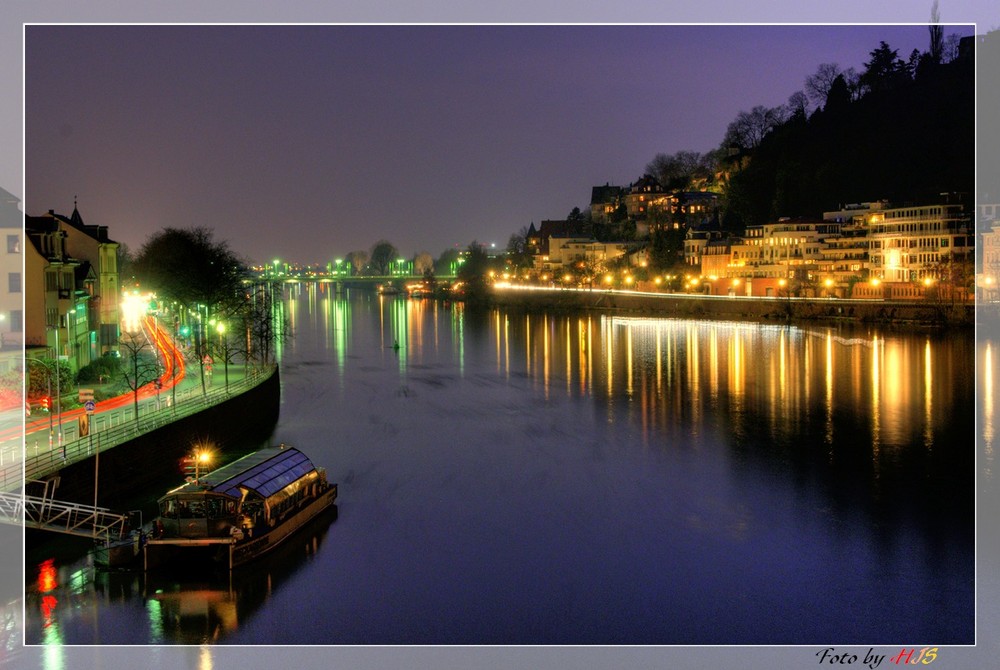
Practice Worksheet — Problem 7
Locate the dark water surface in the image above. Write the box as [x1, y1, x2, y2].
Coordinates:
[24, 285, 975, 645]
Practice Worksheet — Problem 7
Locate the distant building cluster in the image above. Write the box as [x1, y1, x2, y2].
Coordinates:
[522, 177, 980, 300]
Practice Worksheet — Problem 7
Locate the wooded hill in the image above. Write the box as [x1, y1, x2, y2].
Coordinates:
[722, 44, 974, 230]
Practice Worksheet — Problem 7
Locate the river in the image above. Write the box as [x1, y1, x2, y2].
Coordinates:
[22, 284, 975, 646]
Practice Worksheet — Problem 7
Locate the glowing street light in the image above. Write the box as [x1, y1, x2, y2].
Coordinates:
[192, 447, 213, 484]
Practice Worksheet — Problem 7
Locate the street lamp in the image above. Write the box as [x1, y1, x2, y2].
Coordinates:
[68, 307, 78, 371]
[217, 322, 230, 393]
[46, 322, 64, 449]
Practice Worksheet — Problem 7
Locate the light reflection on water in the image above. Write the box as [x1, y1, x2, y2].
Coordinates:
[24, 286, 976, 645]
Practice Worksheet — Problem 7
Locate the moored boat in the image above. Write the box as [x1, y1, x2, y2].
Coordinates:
[144, 444, 337, 570]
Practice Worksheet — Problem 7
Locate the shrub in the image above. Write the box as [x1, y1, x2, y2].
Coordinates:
[76, 355, 123, 384]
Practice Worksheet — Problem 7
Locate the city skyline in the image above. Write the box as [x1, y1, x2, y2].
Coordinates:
[26, 24, 972, 265]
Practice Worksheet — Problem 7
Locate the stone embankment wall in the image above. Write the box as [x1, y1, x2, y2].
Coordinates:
[45, 368, 281, 508]
[489, 289, 974, 327]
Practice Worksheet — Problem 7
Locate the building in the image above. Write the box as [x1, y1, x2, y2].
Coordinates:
[589, 184, 626, 223]
[672, 191, 720, 230]
[865, 196, 973, 283]
[0, 187, 22, 375]
[683, 223, 726, 268]
[23, 215, 81, 371]
[28, 204, 121, 358]
[728, 218, 842, 283]
[624, 176, 671, 222]
[534, 236, 630, 279]
[526, 220, 587, 257]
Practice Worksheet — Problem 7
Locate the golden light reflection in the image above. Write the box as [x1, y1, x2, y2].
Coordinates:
[626, 325, 634, 398]
[496, 311, 502, 375]
[778, 329, 787, 407]
[525, 315, 532, 376]
[825, 332, 833, 445]
[656, 329, 663, 391]
[504, 315, 511, 379]
[709, 327, 719, 398]
[543, 315, 550, 398]
[924, 339, 933, 449]
[685, 323, 701, 429]
[871, 335, 881, 475]
[565, 321, 572, 396]
[606, 318, 614, 399]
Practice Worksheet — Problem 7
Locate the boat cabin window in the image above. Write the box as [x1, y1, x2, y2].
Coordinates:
[160, 497, 235, 519]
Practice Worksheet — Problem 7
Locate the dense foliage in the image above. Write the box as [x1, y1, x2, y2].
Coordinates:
[722, 43, 973, 230]
[132, 227, 247, 316]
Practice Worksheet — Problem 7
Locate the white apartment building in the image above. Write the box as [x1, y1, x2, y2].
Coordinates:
[727, 219, 841, 280]
[867, 201, 973, 282]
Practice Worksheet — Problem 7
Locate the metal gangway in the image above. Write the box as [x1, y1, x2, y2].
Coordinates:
[0, 490, 130, 542]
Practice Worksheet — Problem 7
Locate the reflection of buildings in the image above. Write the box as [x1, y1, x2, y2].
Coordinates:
[484, 308, 969, 462]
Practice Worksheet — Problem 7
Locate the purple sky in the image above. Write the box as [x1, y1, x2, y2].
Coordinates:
[25, 24, 972, 265]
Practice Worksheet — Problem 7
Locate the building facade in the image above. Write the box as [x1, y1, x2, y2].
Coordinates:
[866, 199, 973, 283]
[0, 188, 21, 375]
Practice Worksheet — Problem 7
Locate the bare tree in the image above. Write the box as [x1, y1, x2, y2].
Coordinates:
[842, 67, 864, 100]
[209, 326, 241, 394]
[413, 252, 434, 275]
[119, 331, 160, 425]
[345, 250, 369, 275]
[804, 62, 842, 106]
[244, 281, 286, 369]
[941, 33, 961, 63]
[723, 105, 788, 151]
[787, 90, 810, 117]
[646, 151, 714, 191]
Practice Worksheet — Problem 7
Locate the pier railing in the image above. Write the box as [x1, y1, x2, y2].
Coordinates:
[0, 490, 131, 541]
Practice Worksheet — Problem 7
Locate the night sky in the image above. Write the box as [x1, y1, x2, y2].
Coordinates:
[25, 24, 973, 265]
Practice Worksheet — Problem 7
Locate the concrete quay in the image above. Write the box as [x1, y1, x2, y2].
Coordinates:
[488, 286, 974, 327]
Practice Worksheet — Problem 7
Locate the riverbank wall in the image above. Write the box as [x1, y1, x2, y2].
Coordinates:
[488, 288, 975, 327]
[39, 367, 281, 509]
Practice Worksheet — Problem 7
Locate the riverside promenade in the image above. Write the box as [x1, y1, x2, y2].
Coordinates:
[489, 284, 975, 326]
[0, 316, 277, 495]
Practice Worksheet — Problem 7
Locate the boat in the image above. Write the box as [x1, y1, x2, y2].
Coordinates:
[143, 444, 337, 570]
[377, 282, 401, 295]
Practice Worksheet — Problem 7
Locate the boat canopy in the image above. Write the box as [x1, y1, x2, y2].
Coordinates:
[164, 446, 318, 501]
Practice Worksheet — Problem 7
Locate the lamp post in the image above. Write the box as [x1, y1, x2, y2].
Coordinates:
[46, 322, 64, 451]
[217, 322, 229, 393]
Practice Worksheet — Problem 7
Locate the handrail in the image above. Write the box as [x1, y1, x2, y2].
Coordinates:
[1, 490, 130, 541]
